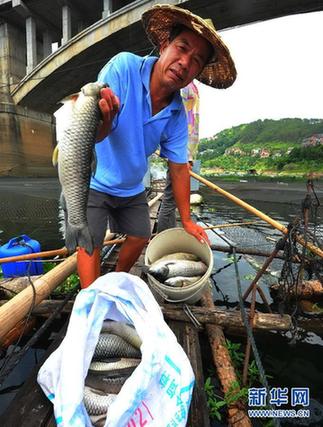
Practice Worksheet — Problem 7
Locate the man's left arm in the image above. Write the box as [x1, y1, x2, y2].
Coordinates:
[168, 160, 209, 244]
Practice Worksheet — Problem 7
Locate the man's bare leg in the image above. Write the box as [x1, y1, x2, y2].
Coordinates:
[115, 235, 149, 272]
[77, 247, 101, 288]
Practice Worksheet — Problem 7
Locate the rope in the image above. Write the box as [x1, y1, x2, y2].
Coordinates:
[183, 303, 203, 329]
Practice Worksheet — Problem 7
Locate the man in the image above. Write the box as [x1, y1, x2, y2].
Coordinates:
[78, 4, 236, 288]
[157, 80, 200, 233]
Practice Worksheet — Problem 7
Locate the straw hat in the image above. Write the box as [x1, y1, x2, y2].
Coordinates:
[142, 4, 236, 89]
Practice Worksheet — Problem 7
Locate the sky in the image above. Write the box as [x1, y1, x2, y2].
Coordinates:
[198, 11, 323, 138]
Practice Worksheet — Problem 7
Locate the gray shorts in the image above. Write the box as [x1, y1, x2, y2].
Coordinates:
[87, 188, 151, 247]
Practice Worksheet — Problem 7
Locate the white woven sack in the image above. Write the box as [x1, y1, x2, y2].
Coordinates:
[37, 272, 195, 427]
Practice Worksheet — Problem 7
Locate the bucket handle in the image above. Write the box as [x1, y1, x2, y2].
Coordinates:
[7, 234, 32, 248]
[148, 274, 211, 304]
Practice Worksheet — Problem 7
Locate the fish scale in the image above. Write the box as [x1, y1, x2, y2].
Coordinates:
[93, 333, 141, 360]
[83, 386, 117, 415]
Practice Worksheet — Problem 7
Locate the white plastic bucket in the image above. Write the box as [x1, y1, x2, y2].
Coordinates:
[144, 228, 214, 304]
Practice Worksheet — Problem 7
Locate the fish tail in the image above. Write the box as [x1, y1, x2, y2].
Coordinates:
[65, 223, 94, 255]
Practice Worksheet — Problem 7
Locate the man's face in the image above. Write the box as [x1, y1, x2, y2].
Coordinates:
[157, 29, 212, 91]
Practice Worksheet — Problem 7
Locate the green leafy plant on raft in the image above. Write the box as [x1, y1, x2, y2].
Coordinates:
[204, 339, 272, 422]
[43, 261, 80, 296]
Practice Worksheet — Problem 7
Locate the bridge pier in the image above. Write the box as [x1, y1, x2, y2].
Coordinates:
[102, 0, 113, 19]
[0, 21, 56, 177]
[26, 16, 37, 74]
[62, 5, 72, 45]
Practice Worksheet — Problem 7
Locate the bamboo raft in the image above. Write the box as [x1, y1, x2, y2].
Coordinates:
[0, 175, 322, 426]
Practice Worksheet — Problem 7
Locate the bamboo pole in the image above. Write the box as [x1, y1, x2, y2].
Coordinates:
[148, 192, 163, 207]
[0, 253, 77, 341]
[0, 237, 125, 265]
[203, 221, 260, 230]
[190, 171, 323, 258]
[210, 244, 301, 261]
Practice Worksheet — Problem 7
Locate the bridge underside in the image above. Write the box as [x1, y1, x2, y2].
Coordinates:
[10, 0, 323, 113]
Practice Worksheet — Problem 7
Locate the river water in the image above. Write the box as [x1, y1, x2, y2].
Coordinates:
[0, 176, 322, 423]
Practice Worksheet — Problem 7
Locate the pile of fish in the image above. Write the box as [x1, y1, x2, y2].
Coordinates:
[83, 320, 142, 426]
[147, 252, 208, 288]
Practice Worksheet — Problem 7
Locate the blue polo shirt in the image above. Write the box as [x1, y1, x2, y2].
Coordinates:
[90, 52, 188, 197]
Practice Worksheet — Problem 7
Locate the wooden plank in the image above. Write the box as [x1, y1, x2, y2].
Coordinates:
[168, 318, 210, 427]
[0, 324, 67, 427]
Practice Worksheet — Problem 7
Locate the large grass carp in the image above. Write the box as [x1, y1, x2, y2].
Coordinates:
[54, 82, 105, 255]
[101, 320, 142, 349]
[93, 333, 141, 360]
[85, 372, 128, 395]
[148, 259, 208, 282]
[83, 385, 116, 415]
[165, 275, 202, 287]
[89, 358, 140, 373]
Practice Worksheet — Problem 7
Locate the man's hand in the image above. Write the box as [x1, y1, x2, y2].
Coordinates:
[182, 219, 210, 244]
[97, 87, 120, 141]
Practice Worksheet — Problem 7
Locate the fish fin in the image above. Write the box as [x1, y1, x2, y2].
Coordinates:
[59, 193, 67, 211]
[59, 193, 68, 238]
[52, 145, 59, 167]
[91, 148, 97, 176]
[65, 223, 94, 255]
[58, 93, 79, 105]
[54, 93, 79, 147]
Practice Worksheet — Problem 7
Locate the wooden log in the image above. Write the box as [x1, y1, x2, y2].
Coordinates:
[2, 299, 291, 331]
[2, 299, 291, 332]
[0, 317, 36, 348]
[210, 244, 300, 262]
[0, 276, 41, 298]
[201, 289, 251, 427]
[0, 253, 77, 341]
[162, 305, 291, 331]
[270, 280, 323, 299]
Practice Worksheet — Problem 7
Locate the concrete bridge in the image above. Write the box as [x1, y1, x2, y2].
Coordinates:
[0, 0, 322, 176]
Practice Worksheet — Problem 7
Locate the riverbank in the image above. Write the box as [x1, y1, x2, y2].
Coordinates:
[199, 175, 323, 205]
[202, 171, 323, 183]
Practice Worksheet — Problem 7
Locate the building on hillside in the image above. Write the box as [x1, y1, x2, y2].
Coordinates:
[302, 134, 323, 147]
[260, 148, 270, 158]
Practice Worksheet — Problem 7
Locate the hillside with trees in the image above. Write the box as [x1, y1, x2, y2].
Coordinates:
[199, 118, 323, 176]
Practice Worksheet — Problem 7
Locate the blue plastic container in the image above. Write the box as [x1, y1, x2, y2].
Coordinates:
[0, 235, 44, 278]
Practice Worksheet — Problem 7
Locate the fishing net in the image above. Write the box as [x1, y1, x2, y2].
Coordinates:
[275, 181, 323, 320]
